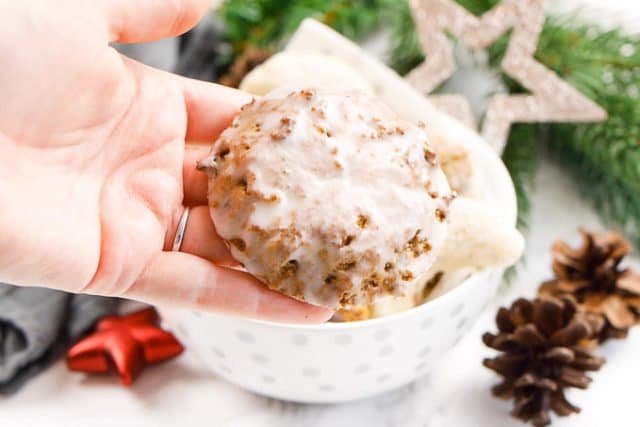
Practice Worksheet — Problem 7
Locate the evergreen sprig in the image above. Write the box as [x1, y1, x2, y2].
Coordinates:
[538, 19, 640, 247]
[218, 0, 394, 53]
[217, 0, 640, 246]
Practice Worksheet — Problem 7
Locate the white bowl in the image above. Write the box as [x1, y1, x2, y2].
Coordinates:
[159, 121, 515, 403]
[159, 20, 518, 403]
[161, 268, 503, 403]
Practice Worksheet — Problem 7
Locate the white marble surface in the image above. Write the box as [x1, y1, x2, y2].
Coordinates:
[2, 1, 639, 426]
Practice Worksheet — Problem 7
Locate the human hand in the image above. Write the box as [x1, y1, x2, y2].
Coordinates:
[0, 0, 331, 323]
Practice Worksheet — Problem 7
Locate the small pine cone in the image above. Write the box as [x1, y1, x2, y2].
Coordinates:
[218, 47, 272, 88]
[539, 229, 640, 342]
[483, 296, 605, 427]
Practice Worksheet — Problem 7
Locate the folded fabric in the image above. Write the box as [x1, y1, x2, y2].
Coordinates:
[113, 37, 179, 72]
[0, 284, 118, 394]
[113, 13, 225, 81]
[174, 14, 226, 81]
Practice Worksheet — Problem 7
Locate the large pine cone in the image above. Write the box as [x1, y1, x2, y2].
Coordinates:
[539, 229, 640, 341]
[483, 296, 605, 427]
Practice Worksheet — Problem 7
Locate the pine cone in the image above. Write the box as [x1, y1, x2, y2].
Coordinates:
[539, 229, 640, 341]
[483, 296, 605, 427]
[218, 47, 272, 88]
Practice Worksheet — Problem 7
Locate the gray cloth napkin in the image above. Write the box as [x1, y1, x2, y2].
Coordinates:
[0, 12, 224, 395]
[174, 14, 227, 82]
[114, 14, 226, 81]
[0, 285, 118, 394]
[114, 37, 180, 72]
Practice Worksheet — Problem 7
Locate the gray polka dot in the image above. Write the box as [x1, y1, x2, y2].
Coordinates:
[291, 334, 308, 346]
[417, 346, 431, 358]
[415, 362, 427, 372]
[212, 347, 226, 359]
[319, 384, 335, 392]
[378, 345, 394, 357]
[451, 303, 465, 317]
[236, 330, 255, 344]
[452, 335, 463, 346]
[377, 374, 391, 383]
[374, 329, 392, 341]
[354, 364, 370, 374]
[262, 375, 276, 383]
[456, 316, 469, 331]
[251, 353, 269, 365]
[420, 317, 435, 330]
[191, 310, 203, 318]
[335, 334, 352, 346]
[302, 367, 320, 378]
[219, 364, 232, 374]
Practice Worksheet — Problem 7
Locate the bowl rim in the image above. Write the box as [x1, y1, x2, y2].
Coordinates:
[211, 267, 500, 331]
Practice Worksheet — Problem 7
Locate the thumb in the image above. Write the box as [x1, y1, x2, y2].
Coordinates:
[102, 0, 212, 43]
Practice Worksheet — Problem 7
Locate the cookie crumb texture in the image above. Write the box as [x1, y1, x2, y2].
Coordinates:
[202, 88, 452, 308]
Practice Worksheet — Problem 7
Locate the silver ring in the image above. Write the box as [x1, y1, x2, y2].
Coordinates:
[172, 207, 190, 252]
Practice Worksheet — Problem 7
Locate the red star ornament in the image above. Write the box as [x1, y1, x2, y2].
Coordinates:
[66, 308, 184, 385]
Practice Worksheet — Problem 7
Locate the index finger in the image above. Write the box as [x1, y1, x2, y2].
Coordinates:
[126, 252, 333, 324]
[175, 75, 253, 142]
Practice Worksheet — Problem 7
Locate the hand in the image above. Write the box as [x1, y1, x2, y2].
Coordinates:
[0, 0, 331, 323]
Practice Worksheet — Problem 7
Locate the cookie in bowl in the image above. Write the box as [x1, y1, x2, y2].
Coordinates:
[239, 48, 524, 320]
[198, 87, 454, 309]
[160, 19, 523, 404]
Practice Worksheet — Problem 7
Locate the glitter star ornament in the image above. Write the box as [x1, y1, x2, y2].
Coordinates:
[66, 308, 184, 385]
[407, 0, 607, 153]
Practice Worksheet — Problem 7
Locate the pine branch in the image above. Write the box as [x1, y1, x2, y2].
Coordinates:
[535, 18, 640, 247]
[501, 124, 540, 281]
[218, 0, 393, 54]
[502, 125, 540, 230]
[546, 121, 640, 248]
[509, 23, 640, 245]
[385, 0, 423, 76]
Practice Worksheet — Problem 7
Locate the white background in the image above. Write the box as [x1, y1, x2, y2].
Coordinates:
[2, 1, 639, 426]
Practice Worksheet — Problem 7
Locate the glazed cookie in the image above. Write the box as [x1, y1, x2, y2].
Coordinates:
[241, 51, 476, 196]
[199, 88, 453, 308]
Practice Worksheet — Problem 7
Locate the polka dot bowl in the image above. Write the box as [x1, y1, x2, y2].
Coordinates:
[160, 267, 503, 403]
[158, 112, 515, 403]
[158, 19, 518, 403]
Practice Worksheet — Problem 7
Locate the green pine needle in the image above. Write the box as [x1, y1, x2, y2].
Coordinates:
[534, 18, 640, 247]
[218, 0, 394, 54]
[501, 125, 540, 231]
